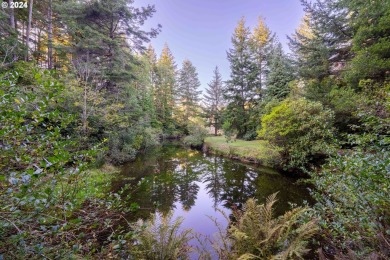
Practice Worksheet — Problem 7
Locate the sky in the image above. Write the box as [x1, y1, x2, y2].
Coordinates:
[135, 0, 305, 91]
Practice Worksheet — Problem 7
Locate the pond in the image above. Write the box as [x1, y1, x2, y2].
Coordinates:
[111, 142, 313, 257]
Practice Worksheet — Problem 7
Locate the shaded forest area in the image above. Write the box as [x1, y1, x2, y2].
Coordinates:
[1, 0, 389, 259]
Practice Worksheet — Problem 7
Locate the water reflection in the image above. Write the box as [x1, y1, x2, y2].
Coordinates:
[112, 143, 312, 221]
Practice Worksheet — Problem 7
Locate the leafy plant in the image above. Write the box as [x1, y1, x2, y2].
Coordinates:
[310, 88, 390, 258]
[129, 212, 194, 260]
[211, 194, 318, 260]
[183, 123, 208, 148]
[222, 120, 238, 143]
[258, 97, 335, 171]
[0, 70, 108, 258]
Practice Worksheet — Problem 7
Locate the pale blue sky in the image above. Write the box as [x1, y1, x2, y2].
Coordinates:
[136, 0, 305, 91]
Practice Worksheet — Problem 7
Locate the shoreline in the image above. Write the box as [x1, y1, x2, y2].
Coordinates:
[203, 136, 281, 168]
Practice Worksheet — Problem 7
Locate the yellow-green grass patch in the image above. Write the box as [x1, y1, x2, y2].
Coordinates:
[204, 136, 281, 166]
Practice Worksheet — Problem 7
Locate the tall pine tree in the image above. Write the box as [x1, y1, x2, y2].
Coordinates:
[156, 44, 177, 131]
[204, 66, 224, 135]
[266, 43, 295, 100]
[176, 59, 202, 130]
[225, 17, 257, 138]
[343, 0, 390, 84]
[250, 17, 274, 100]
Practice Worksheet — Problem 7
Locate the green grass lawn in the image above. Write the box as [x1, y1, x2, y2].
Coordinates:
[204, 136, 281, 166]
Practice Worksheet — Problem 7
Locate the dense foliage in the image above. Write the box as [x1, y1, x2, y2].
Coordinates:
[311, 143, 389, 258]
[0, 0, 203, 258]
[0, 70, 103, 257]
[223, 17, 274, 140]
[285, 0, 390, 258]
[182, 123, 209, 149]
[210, 194, 318, 259]
[1, 0, 389, 258]
[203, 66, 224, 135]
[259, 98, 335, 171]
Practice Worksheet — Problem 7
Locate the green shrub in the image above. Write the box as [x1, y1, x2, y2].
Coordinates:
[328, 86, 361, 134]
[0, 70, 102, 258]
[242, 130, 257, 141]
[143, 127, 162, 149]
[183, 123, 208, 148]
[108, 130, 138, 164]
[222, 120, 238, 143]
[303, 79, 362, 135]
[311, 145, 390, 258]
[310, 89, 390, 258]
[258, 97, 335, 171]
[108, 125, 161, 164]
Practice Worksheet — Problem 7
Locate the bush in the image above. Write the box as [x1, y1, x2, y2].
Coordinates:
[0, 70, 103, 258]
[310, 89, 390, 258]
[302, 78, 363, 136]
[183, 123, 208, 148]
[311, 145, 390, 258]
[108, 130, 138, 164]
[107, 125, 162, 164]
[328, 86, 361, 134]
[222, 120, 238, 143]
[143, 127, 162, 149]
[242, 130, 257, 141]
[258, 98, 335, 171]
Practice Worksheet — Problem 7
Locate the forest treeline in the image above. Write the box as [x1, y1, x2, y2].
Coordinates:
[207, 1, 390, 257]
[1, 0, 389, 259]
[1, 0, 206, 164]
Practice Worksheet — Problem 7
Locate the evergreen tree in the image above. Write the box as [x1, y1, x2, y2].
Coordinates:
[0, 0, 24, 66]
[58, 0, 160, 88]
[289, 0, 355, 81]
[290, 0, 390, 86]
[342, 0, 390, 84]
[288, 13, 331, 80]
[144, 44, 158, 92]
[177, 59, 202, 130]
[156, 44, 177, 131]
[203, 66, 224, 135]
[224, 17, 257, 138]
[266, 43, 295, 100]
[133, 44, 159, 127]
[250, 17, 274, 99]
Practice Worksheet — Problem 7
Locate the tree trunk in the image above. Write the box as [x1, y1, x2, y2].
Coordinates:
[47, 0, 53, 69]
[214, 118, 218, 136]
[22, 21, 25, 45]
[8, 0, 15, 30]
[25, 0, 33, 61]
[36, 29, 42, 65]
[83, 83, 88, 134]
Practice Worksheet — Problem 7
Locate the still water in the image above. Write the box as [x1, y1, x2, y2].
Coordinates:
[112, 143, 312, 257]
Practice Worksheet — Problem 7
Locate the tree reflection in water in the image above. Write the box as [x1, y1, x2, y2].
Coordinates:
[112, 143, 312, 222]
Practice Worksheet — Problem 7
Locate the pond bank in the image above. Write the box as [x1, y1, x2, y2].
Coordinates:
[115, 142, 313, 259]
[203, 136, 281, 168]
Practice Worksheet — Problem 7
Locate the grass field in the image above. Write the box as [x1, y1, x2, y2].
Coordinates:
[204, 136, 281, 166]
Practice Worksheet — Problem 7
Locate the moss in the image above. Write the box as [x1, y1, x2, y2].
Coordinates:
[204, 136, 281, 167]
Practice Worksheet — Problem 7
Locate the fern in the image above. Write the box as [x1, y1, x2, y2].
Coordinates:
[227, 193, 318, 260]
[128, 195, 317, 260]
[130, 211, 194, 260]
